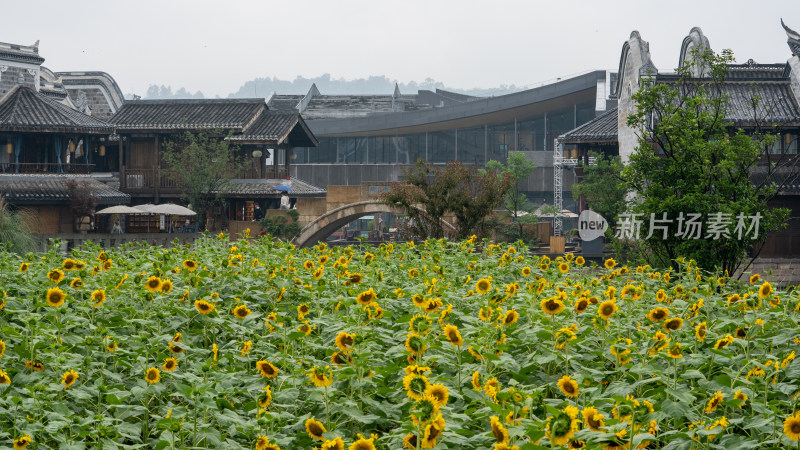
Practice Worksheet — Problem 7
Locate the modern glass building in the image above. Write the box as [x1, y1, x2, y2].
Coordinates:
[274, 70, 615, 208]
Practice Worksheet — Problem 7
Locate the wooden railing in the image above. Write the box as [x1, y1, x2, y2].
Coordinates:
[34, 232, 203, 253]
[0, 162, 95, 174]
[121, 166, 289, 190]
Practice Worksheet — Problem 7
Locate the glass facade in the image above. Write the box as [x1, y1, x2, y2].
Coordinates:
[291, 102, 597, 165]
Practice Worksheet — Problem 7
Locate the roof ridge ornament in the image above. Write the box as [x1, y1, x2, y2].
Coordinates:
[782, 18, 800, 56]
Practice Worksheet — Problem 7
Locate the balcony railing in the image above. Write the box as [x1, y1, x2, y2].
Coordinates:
[121, 166, 289, 190]
[0, 162, 95, 174]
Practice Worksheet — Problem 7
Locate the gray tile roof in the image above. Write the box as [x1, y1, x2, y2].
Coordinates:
[228, 111, 319, 147]
[267, 95, 303, 111]
[723, 82, 800, 124]
[0, 41, 45, 65]
[109, 98, 267, 131]
[221, 177, 325, 197]
[0, 85, 114, 134]
[0, 174, 130, 205]
[559, 107, 618, 144]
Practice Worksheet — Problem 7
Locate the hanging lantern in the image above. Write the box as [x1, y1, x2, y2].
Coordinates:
[786, 133, 793, 146]
[99, 145, 106, 156]
[68, 140, 76, 153]
[5, 142, 12, 154]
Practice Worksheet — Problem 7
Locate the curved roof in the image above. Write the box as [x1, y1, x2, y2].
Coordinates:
[227, 111, 318, 147]
[306, 71, 606, 136]
[0, 85, 113, 134]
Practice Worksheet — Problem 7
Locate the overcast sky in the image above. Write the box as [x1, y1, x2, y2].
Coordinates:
[5, 0, 800, 97]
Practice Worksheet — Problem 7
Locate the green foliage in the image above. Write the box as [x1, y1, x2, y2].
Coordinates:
[162, 131, 247, 227]
[572, 153, 627, 229]
[0, 197, 35, 255]
[1, 238, 800, 448]
[259, 211, 301, 240]
[486, 152, 541, 244]
[382, 160, 513, 240]
[65, 179, 97, 217]
[624, 48, 790, 274]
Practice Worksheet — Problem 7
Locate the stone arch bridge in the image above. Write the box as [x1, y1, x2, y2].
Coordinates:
[292, 200, 455, 248]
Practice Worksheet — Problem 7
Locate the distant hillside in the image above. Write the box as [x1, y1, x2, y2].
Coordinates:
[132, 74, 528, 100]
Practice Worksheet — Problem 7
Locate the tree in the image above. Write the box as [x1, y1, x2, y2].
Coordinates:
[162, 131, 247, 228]
[624, 48, 791, 274]
[485, 151, 539, 243]
[572, 153, 627, 229]
[0, 196, 35, 255]
[382, 160, 513, 240]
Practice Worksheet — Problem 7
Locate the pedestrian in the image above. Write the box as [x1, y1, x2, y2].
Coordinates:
[254, 202, 265, 221]
[280, 193, 290, 210]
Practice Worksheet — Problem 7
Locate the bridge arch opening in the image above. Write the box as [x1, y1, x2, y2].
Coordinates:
[292, 200, 454, 248]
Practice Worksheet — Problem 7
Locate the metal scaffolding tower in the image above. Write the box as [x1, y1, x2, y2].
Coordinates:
[552, 137, 579, 236]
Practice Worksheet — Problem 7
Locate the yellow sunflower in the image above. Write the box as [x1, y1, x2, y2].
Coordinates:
[331, 351, 352, 366]
[667, 342, 682, 359]
[408, 268, 420, 278]
[145, 367, 160, 384]
[664, 317, 683, 332]
[46, 287, 66, 307]
[759, 282, 773, 299]
[521, 266, 532, 276]
[91, 289, 106, 307]
[502, 309, 519, 326]
[648, 307, 670, 322]
[476, 277, 492, 294]
[13, 434, 32, 450]
[490, 416, 510, 443]
[705, 391, 724, 414]
[0, 369, 10, 384]
[403, 434, 418, 450]
[559, 262, 570, 274]
[335, 332, 355, 353]
[62, 258, 76, 270]
[305, 418, 326, 440]
[715, 334, 734, 349]
[195, 299, 215, 314]
[349, 435, 376, 450]
[183, 259, 198, 271]
[604, 258, 616, 269]
[356, 288, 377, 305]
[307, 366, 333, 387]
[405, 333, 426, 355]
[785, 413, 800, 441]
[321, 437, 345, 450]
[442, 324, 463, 347]
[347, 272, 363, 285]
[575, 256, 585, 266]
[403, 372, 430, 400]
[557, 375, 580, 398]
[582, 406, 605, 431]
[232, 304, 251, 319]
[695, 322, 707, 341]
[574, 297, 589, 314]
[62, 369, 79, 389]
[424, 383, 449, 408]
[257, 360, 280, 378]
[597, 300, 617, 320]
[48, 268, 64, 283]
[541, 297, 565, 315]
[749, 273, 760, 285]
[421, 414, 446, 448]
[25, 360, 45, 371]
[162, 357, 178, 372]
[19, 262, 30, 272]
[161, 279, 173, 294]
[144, 276, 162, 292]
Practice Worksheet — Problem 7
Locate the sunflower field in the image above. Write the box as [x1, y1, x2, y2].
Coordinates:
[2, 234, 800, 449]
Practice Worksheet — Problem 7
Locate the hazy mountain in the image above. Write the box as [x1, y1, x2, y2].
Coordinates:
[129, 74, 528, 101]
